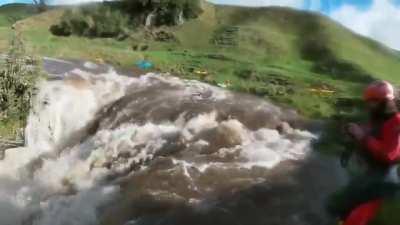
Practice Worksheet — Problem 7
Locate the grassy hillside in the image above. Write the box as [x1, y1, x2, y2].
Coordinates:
[0, 3, 36, 51]
[1, 2, 400, 120]
[0, 3, 36, 26]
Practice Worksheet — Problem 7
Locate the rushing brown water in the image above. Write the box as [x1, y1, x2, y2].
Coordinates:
[0, 58, 345, 225]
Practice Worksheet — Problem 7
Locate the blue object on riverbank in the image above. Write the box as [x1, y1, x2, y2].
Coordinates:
[136, 60, 154, 70]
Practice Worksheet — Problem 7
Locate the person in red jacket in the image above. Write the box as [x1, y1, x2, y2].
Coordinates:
[328, 81, 400, 225]
[347, 80, 400, 165]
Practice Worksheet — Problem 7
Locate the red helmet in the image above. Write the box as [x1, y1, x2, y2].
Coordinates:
[364, 81, 395, 101]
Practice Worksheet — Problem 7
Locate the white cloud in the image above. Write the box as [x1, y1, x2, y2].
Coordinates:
[331, 0, 400, 50]
[209, 0, 304, 8]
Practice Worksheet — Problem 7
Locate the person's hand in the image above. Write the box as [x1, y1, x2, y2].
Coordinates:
[346, 123, 366, 142]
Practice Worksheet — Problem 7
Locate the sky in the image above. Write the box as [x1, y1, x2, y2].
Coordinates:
[1, 0, 400, 50]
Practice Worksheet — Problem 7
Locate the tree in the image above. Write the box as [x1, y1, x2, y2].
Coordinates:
[32, 0, 47, 12]
[123, 0, 202, 27]
[50, 5, 130, 38]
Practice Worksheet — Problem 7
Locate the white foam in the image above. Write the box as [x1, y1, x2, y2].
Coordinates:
[83, 61, 99, 70]
[43, 57, 74, 65]
[0, 70, 316, 224]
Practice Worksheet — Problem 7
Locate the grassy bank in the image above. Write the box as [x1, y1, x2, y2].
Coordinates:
[0, 32, 42, 140]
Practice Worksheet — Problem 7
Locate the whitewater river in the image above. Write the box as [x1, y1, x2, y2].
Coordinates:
[0, 58, 345, 225]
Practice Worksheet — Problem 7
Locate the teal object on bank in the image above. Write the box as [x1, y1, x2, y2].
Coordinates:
[136, 60, 154, 70]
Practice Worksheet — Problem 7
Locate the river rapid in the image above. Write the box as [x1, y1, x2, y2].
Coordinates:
[0, 59, 345, 225]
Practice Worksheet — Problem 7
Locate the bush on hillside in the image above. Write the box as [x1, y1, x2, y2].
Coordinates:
[312, 58, 374, 83]
[50, 5, 130, 38]
[51, 0, 203, 38]
[124, 0, 203, 26]
[301, 39, 374, 83]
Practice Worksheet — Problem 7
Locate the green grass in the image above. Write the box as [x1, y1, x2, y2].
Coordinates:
[0, 117, 24, 139]
[0, 3, 36, 26]
[0, 27, 12, 51]
[0, 3, 36, 50]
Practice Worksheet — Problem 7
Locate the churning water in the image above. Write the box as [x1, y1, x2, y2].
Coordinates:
[0, 60, 344, 225]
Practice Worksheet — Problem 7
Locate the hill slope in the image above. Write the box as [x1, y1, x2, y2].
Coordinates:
[1, 2, 400, 118]
[0, 3, 36, 50]
[0, 3, 36, 26]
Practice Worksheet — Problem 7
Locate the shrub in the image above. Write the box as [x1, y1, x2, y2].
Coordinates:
[51, 5, 130, 39]
[0, 35, 41, 127]
[124, 0, 203, 26]
[51, 0, 203, 38]
[50, 20, 72, 36]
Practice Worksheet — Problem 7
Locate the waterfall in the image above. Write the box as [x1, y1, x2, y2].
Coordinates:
[0, 59, 344, 225]
[145, 11, 156, 27]
[177, 10, 185, 25]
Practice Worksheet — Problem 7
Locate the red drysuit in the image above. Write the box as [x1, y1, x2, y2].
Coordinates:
[364, 113, 400, 164]
[343, 199, 383, 225]
[344, 113, 400, 225]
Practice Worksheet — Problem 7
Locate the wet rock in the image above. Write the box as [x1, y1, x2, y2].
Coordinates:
[132, 191, 187, 213]
[156, 132, 186, 157]
[192, 120, 244, 155]
[277, 122, 294, 135]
